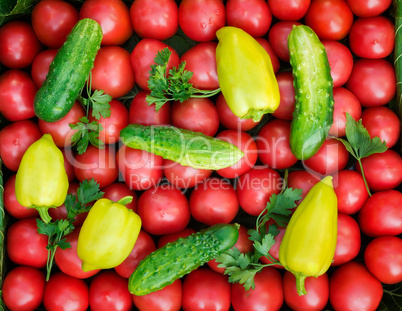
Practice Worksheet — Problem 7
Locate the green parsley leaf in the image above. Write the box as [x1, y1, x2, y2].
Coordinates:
[253, 234, 276, 258]
[90, 90, 112, 120]
[69, 116, 104, 154]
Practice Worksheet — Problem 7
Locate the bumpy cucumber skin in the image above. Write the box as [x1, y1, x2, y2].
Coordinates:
[120, 124, 244, 170]
[34, 18, 103, 122]
[128, 223, 239, 296]
[288, 25, 334, 160]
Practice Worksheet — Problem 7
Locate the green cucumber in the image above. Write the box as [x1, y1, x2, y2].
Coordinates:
[288, 25, 334, 160]
[120, 124, 244, 170]
[34, 18, 103, 122]
[128, 223, 239, 296]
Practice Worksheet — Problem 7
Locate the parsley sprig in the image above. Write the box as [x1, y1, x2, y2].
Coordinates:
[37, 178, 104, 281]
[146, 48, 221, 111]
[70, 117, 104, 155]
[216, 186, 303, 290]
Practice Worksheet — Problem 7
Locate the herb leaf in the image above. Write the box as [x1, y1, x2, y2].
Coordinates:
[90, 90, 112, 120]
[69, 116, 104, 155]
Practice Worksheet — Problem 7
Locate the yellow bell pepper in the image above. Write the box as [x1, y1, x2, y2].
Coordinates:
[15, 134, 69, 223]
[279, 176, 338, 296]
[77, 197, 141, 271]
[216, 26, 280, 122]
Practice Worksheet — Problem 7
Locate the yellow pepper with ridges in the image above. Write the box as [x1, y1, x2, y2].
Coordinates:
[15, 134, 69, 224]
[279, 175, 338, 296]
[216, 26, 280, 122]
[77, 197, 141, 272]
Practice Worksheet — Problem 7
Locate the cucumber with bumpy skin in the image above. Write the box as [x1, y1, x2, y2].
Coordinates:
[128, 223, 239, 296]
[119, 124, 244, 170]
[288, 25, 334, 160]
[34, 18, 103, 122]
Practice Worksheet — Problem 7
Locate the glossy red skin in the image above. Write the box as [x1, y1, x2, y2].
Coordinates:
[272, 72, 295, 121]
[236, 166, 283, 216]
[179, 41, 219, 90]
[157, 227, 196, 248]
[132, 279, 182, 311]
[6, 218, 48, 268]
[89, 270, 133, 311]
[189, 177, 239, 226]
[322, 40, 354, 88]
[137, 185, 190, 235]
[0, 21, 42, 68]
[255, 38, 280, 74]
[31, 0, 79, 48]
[329, 262, 383, 311]
[171, 98, 220, 136]
[102, 182, 138, 212]
[0, 120, 42, 171]
[225, 0, 272, 37]
[43, 272, 89, 311]
[259, 224, 286, 268]
[329, 87, 362, 137]
[268, 21, 302, 62]
[30, 48, 57, 88]
[182, 268, 231, 311]
[163, 159, 212, 189]
[231, 266, 283, 311]
[178, 0, 226, 42]
[361, 106, 400, 148]
[358, 190, 402, 237]
[256, 119, 298, 170]
[304, 0, 354, 41]
[268, 0, 311, 21]
[364, 236, 402, 284]
[283, 271, 329, 311]
[2, 266, 46, 311]
[216, 130, 258, 178]
[346, 58, 396, 107]
[346, 0, 392, 17]
[287, 169, 320, 202]
[130, 0, 178, 40]
[115, 230, 156, 278]
[62, 148, 76, 182]
[0, 70, 37, 122]
[79, 0, 133, 46]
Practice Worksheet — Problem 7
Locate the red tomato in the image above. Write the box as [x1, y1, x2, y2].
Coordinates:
[178, 0, 226, 42]
[302, 138, 349, 176]
[268, 21, 302, 62]
[133, 279, 182, 311]
[322, 40, 354, 88]
[283, 272, 329, 311]
[171, 98, 220, 136]
[62, 148, 76, 182]
[358, 190, 402, 237]
[272, 71, 295, 121]
[79, 0, 133, 46]
[115, 229, 156, 278]
[304, 0, 354, 41]
[346, 0, 392, 17]
[226, 0, 272, 37]
[130, 0, 178, 40]
[137, 184, 190, 235]
[345, 58, 396, 108]
[30, 48, 57, 88]
[216, 130, 258, 178]
[287, 169, 320, 202]
[73, 145, 119, 189]
[329, 261, 383, 311]
[180, 42, 219, 90]
[31, 0, 79, 48]
[102, 182, 138, 212]
[130, 39, 179, 91]
[128, 90, 171, 126]
[157, 228, 196, 248]
[268, 0, 311, 21]
[215, 93, 259, 131]
[0, 69, 37, 122]
[236, 166, 283, 216]
[2, 266, 45, 311]
[6, 218, 48, 268]
[116, 144, 164, 191]
[332, 170, 369, 215]
[329, 87, 362, 137]
[364, 236, 402, 284]
[349, 16, 395, 59]
[163, 159, 212, 189]
[189, 177, 239, 226]
[256, 119, 298, 169]
[43, 272, 89, 311]
[0, 21, 42, 68]
[231, 266, 283, 311]
[89, 270, 133, 311]
[0, 120, 42, 171]
[361, 106, 400, 149]
[259, 224, 286, 268]
[255, 38, 280, 74]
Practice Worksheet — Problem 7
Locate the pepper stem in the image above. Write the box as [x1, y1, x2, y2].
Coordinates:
[294, 273, 308, 296]
[116, 196, 133, 207]
[37, 206, 52, 224]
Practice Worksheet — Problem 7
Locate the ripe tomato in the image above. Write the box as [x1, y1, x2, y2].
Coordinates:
[157, 228, 196, 248]
[30, 48, 57, 88]
[102, 182, 138, 212]
[287, 169, 320, 202]
[272, 71, 295, 121]
[163, 159, 212, 189]
[255, 38, 280, 73]
[268, 21, 302, 62]
[268, 0, 311, 21]
[346, 0, 393, 17]
[259, 224, 286, 268]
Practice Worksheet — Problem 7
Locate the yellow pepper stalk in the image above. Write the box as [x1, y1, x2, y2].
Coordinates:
[77, 197, 141, 271]
[279, 176, 337, 296]
[15, 134, 69, 224]
[216, 26, 280, 122]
